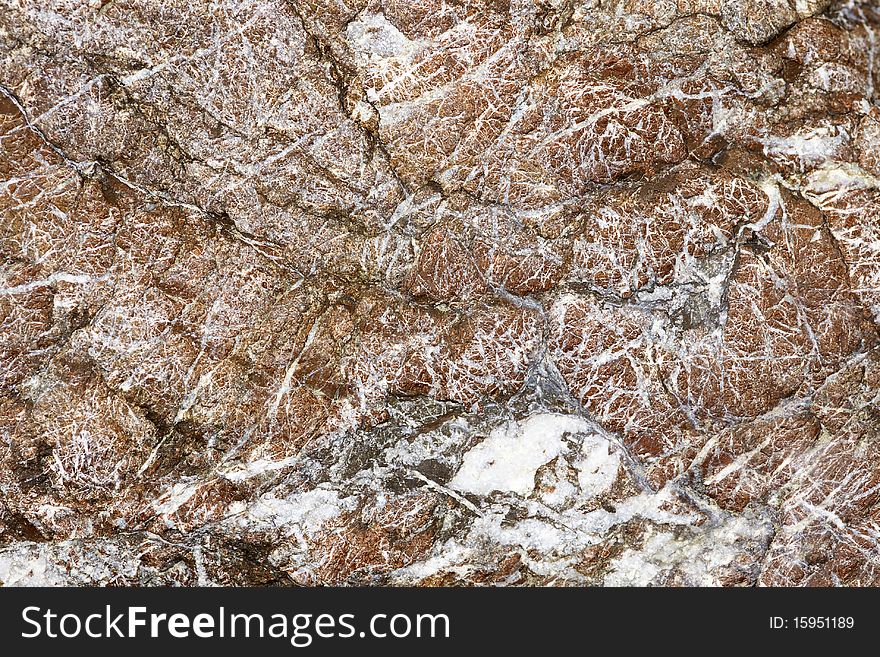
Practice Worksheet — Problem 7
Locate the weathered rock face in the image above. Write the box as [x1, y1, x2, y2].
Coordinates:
[1, 0, 879, 587]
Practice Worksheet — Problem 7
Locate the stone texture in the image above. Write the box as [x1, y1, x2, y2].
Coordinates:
[1, 0, 879, 586]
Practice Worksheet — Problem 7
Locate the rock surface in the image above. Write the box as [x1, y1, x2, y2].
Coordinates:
[1, 0, 879, 586]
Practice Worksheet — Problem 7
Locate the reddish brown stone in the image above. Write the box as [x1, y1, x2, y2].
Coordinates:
[1, 0, 879, 587]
